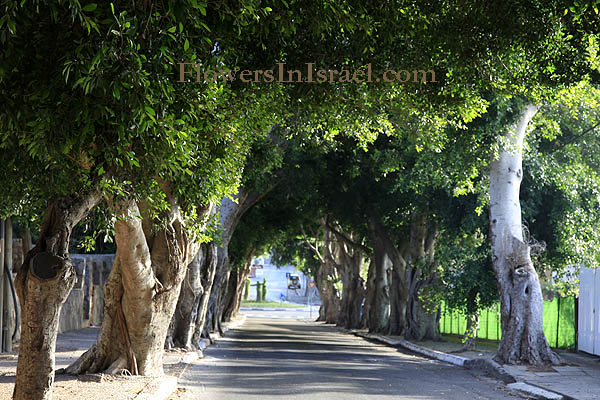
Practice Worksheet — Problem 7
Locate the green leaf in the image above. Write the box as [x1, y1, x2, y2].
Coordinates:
[168, 26, 177, 33]
[184, 39, 190, 51]
[145, 106, 155, 116]
[82, 3, 97, 12]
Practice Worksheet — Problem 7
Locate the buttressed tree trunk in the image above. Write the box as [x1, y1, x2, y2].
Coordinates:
[321, 263, 341, 323]
[361, 259, 375, 329]
[222, 248, 255, 322]
[64, 192, 208, 376]
[365, 209, 409, 336]
[14, 190, 102, 400]
[366, 211, 391, 333]
[166, 243, 217, 350]
[190, 243, 218, 344]
[328, 226, 365, 329]
[304, 221, 341, 324]
[204, 191, 263, 337]
[318, 227, 341, 324]
[404, 213, 440, 341]
[314, 264, 329, 321]
[489, 104, 559, 365]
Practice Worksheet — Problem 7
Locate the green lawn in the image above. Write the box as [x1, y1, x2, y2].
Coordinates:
[241, 300, 305, 308]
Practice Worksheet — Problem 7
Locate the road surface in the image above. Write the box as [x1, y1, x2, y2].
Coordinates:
[178, 310, 520, 399]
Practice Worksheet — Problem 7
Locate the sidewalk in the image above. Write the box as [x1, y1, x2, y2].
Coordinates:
[0, 323, 224, 400]
[353, 330, 600, 400]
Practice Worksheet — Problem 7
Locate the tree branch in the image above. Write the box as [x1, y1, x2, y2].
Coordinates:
[326, 222, 370, 253]
[301, 224, 324, 264]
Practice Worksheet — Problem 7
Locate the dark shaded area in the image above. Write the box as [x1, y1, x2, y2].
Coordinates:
[180, 315, 519, 399]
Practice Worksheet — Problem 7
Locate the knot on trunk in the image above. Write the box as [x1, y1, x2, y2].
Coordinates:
[31, 252, 70, 281]
[512, 266, 530, 287]
[514, 266, 528, 277]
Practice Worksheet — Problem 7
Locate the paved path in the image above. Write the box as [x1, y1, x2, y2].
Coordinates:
[179, 312, 520, 399]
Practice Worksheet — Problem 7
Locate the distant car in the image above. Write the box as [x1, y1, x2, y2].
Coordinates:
[287, 274, 301, 289]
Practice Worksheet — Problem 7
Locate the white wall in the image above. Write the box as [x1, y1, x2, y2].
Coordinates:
[578, 267, 600, 355]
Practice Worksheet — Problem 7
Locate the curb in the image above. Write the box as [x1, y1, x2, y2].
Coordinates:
[352, 331, 468, 366]
[134, 314, 247, 400]
[506, 382, 564, 400]
[243, 308, 294, 311]
[350, 331, 569, 400]
[223, 314, 248, 332]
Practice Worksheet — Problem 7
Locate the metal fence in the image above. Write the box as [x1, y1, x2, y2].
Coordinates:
[440, 297, 576, 349]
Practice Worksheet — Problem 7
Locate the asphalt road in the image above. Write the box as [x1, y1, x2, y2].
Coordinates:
[178, 310, 521, 399]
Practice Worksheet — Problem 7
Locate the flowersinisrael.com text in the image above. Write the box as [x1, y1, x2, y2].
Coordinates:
[178, 62, 436, 84]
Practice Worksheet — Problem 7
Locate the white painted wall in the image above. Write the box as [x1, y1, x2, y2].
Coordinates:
[578, 267, 600, 355]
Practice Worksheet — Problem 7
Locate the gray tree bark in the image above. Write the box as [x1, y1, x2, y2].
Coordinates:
[361, 259, 375, 329]
[190, 244, 218, 343]
[461, 312, 480, 351]
[365, 210, 392, 333]
[222, 248, 255, 322]
[327, 226, 365, 329]
[404, 214, 440, 341]
[366, 207, 439, 339]
[489, 104, 559, 365]
[63, 190, 209, 376]
[304, 221, 341, 324]
[14, 190, 101, 400]
[202, 190, 265, 337]
[165, 243, 217, 350]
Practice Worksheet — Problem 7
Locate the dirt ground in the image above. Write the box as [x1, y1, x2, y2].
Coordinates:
[0, 349, 158, 400]
[0, 327, 187, 400]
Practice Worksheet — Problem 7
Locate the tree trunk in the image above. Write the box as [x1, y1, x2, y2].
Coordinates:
[314, 264, 329, 321]
[165, 243, 217, 350]
[63, 194, 206, 376]
[461, 311, 480, 351]
[361, 259, 375, 328]
[204, 246, 229, 337]
[374, 221, 409, 337]
[14, 190, 101, 400]
[304, 220, 342, 324]
[330, 232, 365, 330]
[322, 260, 341, 324]
[489, 104, 559, 365]
[321, 229, 342, 324]
[405, 214, 440, 341]
[222, 248, 255, 322]
[190, 244, 217, 344]
[366, 212, 390, 333]
[387, 265, 408, 336]
[343, 271, 365, 329]
[203, 191, 264, 337]
[405, 293, 440, 340]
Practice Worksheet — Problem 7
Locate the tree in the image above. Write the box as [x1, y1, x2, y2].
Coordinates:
[488, 102, 560, 364]
[1, 1, 282, 397]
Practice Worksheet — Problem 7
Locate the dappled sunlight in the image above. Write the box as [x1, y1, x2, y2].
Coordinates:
[179, 316, 517, 399]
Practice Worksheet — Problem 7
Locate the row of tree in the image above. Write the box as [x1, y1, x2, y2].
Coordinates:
[1, 1, 599, 399]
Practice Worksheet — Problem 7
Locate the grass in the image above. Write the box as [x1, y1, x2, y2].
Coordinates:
[241, 300, 305, 308]
[441, 333, 499, 350]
